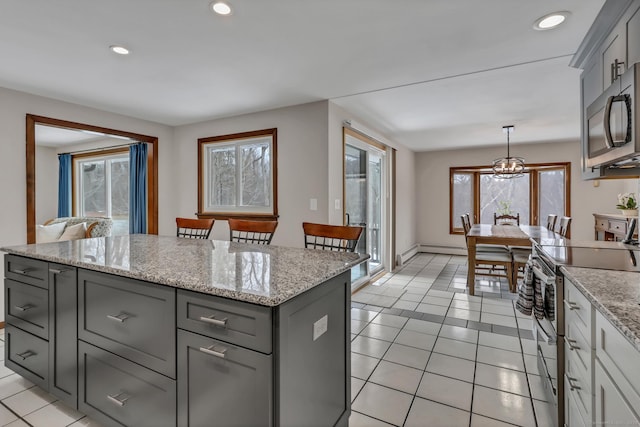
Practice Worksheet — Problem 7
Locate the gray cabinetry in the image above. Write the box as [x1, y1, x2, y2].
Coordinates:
[78, 269, 176, 378]
[4, 255, 78, 400]
[49, 264, 78, 407]
[177, 329, 272, 427]
[79, 341, 176, 427]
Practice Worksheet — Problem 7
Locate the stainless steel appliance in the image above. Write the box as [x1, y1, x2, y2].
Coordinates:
[585, 62, 640, 170]
[531, 243, 640, 426]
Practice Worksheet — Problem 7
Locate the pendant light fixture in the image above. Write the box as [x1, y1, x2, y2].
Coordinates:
[492, 125, 525, 179]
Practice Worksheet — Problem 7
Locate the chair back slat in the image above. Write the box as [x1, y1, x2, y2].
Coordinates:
[228, 219, 278, 245]
[546, 214, 558, 231]
[494, 212, 520, 225]
[302, 222, 363, 252]
[176, 217, 214, 239]
[558, 216, 571, 237]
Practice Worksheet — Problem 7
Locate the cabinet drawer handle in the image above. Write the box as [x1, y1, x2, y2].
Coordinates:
[49, 268, 68, 275]
[566, 338, 581, 351]
[16, 350, 36, 360]
[13, 268, 33, 275]
[564, 301, 580, 311]
[567, 376, 581, 391]
[107, 392, 130, 407]
[199, 344, 227, 359]
[107, 313, 130, 323]
[199, 315, 228, 327]
[14, 304, 35, 312]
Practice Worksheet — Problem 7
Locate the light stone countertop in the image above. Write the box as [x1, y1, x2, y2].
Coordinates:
[1, 235, 369, 307]
[560, 266, 640, 352]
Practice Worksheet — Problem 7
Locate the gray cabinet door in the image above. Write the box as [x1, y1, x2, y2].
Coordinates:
[78, 269, 176, 378]
[5, 324, 49, 390]
[49, 265, 78, 408]
[626, 4, 640, 67]
[5, 279, 49, 339]
[79, 341, 176, 427]
[177, 329, 272, 427]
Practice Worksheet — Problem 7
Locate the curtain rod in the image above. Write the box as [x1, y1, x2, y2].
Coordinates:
[59, 141, 144, 156]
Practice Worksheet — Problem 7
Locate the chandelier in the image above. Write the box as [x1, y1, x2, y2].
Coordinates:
[493, 125, 525, 179]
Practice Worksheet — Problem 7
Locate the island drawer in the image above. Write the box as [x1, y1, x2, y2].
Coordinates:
[79, 341, 176, 427]
[5, 255, 48, 289]
[564, 280, 591, 341]
[177, 289, 272, 354]
[5, 325, 49, 390]
[5, 279, 49, 339]
[78, 269, 176, 378]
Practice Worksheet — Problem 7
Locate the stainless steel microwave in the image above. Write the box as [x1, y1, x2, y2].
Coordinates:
[585, 62, 640, 169]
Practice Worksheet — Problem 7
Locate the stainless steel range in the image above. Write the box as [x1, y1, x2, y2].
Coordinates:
[531, 242, 640, 426]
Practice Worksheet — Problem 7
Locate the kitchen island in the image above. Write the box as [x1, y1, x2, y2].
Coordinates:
[2, 235, 368, 427]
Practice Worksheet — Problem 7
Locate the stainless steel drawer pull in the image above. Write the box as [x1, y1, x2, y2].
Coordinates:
[16, 350, 36, 360]
[107, 313, 130, 323]
[13, 268, 33, 275]
[199, 345, 227, 359]
[567, 377, 581, 391]
[107, 392, 131, 407]
[564, 301, 580, 311]
[566, 338, 580, 351]
[49, 268, 67, 274]
[199, 315, 228, 327]
[14, 304, 35, 312]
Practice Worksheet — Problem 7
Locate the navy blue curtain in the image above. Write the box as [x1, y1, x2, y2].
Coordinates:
[129, 143, 148, 234]
[57, 154, 72, 217]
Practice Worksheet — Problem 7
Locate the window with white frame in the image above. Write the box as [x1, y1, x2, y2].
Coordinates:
[73, 150, 130, 235]
[198, 128, 277, 218]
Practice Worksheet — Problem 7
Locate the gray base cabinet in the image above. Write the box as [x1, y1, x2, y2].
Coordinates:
[4, 254, 352, 427]
[177, 329, 272, 427]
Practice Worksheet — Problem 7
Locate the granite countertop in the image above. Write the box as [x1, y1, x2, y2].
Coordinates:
[560, 266, 640, 352]
[1, 235, 369, 307]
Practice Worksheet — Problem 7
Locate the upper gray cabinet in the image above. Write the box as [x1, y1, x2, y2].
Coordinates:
[572, 0, 640, 179]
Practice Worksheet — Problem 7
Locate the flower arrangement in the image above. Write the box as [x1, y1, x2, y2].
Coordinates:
[616, 193, 638, 210]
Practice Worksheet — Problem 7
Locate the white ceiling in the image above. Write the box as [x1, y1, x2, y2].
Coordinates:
[0, 0, 605, 151]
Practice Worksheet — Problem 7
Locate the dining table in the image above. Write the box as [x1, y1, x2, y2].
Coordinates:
[465, 224, 561, 296]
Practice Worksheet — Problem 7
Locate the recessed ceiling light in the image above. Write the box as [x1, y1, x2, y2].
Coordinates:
[109, 45, 130, 55]
[533, 12, 570, 30]
[211, 2, 232, 15]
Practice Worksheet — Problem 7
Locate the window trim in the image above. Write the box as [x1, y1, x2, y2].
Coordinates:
[197, 128, 278, 220]
[449, 162, 571, 234]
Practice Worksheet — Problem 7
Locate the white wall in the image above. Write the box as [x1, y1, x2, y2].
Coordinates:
[0, 86, 174, 321]
[35, 145, 58, 224]
[172, 101, 330, 248]
[416, 140, 634, 249]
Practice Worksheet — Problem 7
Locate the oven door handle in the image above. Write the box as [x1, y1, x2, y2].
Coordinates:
[534, 317, 556, 345]
[532, 265, 554, 284]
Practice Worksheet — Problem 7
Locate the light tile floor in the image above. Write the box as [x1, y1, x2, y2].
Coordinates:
[349, 253, 555, 427]
[0, 252, 553, 427]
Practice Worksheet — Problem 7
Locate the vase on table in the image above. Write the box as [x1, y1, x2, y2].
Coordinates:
[619, 208, 639, 217]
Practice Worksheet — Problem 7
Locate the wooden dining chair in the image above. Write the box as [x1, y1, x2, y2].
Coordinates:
[176, 217, 214, 239]
[558, 216, 571, 237]
[461, 214, 509, 253]
[546, 214, 558, 231]
[494, 212, 520, 225]
[228, 219, 278, 245]
[302, 222, 363, 252]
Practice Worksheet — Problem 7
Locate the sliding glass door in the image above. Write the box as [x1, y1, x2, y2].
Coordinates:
[345, 131, 386, 285]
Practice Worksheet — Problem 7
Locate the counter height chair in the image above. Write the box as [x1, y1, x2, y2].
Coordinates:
[494, 212, 520, 226]
[546, 214, 558, 231]
[228, 219, 278, 245]
[558, 216, 571, 237]
[463, 231, 514, 292]
[303, 222, 363, 252]
[176, 217, 214, 239]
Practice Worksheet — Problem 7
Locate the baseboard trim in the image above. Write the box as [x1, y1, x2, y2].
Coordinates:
[396, 244, 419, 267]
[419, 245, 467, 256]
